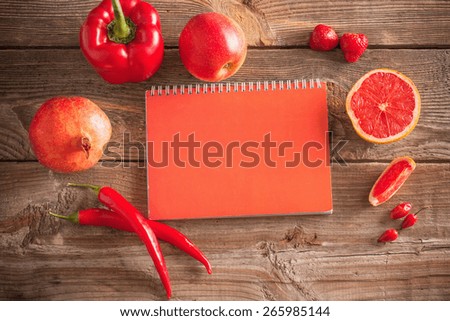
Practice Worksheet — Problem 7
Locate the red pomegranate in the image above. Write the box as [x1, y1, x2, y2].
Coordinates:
[29, 97, 112, 173]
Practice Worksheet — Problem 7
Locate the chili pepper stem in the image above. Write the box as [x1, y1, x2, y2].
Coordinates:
[413, 206, 432, 216]
[108, 0, 136, 44]
[399, 206, 431, 230]
[48, 211, 79, 224]
[67, 183, 101, 195]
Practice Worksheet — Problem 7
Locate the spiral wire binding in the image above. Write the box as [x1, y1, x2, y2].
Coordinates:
[149, 79, 322, 96]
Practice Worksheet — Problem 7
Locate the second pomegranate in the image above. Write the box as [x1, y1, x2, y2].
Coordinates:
[179, 12, 247, 82]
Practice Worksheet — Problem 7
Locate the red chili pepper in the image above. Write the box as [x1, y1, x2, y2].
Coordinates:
[400, 206, 431, 229]
[79, 0, 164, 84]
[377, 228, 398, 243]
[401, 214, 417, 229]
[68, 183, 171, 298]
[49, 208, 212, 274]
[390, 202, 412, 220]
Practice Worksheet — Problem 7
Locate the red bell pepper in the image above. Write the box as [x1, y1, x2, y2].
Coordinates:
[80, 0, 164, 84]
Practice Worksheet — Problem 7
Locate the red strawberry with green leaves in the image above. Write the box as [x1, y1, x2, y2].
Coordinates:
[309, 24, 339, 51]
[340, 33, 368, 63]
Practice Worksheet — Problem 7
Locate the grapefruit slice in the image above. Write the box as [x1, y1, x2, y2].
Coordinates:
[346, 69, 421, 144]
[369, 156, 416, 206]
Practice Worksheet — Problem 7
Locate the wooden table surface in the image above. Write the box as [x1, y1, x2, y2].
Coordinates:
[1, 0, 449, 301]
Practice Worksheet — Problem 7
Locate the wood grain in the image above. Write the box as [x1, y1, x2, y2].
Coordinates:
[0, 0, 449, 47]
[0, 48, 449, 162]
[0, 162, 449, 300]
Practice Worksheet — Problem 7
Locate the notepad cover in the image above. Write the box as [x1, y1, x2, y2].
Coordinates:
[146, 81, 332, 220]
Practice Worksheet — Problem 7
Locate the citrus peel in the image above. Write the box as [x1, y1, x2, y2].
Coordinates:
[346, 69, 421, 144]
[369, 156, 416, 206]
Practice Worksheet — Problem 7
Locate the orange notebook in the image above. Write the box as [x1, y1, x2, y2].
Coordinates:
[145, 80, 332, 220]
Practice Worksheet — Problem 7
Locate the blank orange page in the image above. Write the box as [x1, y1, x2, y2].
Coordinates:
[146, 81, 332, 220]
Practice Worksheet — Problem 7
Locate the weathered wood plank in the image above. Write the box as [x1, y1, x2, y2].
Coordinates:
[0, 0, 449, 47]
[0, 162, 449, 300]
[0, 48, 449, 162]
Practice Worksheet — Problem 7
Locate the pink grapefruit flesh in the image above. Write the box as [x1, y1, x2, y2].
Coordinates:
[346, 69, 421, 144]
[369, 156, 416, 206]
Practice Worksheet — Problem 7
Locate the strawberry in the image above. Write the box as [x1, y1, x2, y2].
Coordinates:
[340, 33, 368, 63]
[309, 24, 339, 51]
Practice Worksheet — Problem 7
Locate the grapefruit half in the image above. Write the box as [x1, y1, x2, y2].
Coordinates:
[369, 156, 416, 206]
[346, 69, 421, 144]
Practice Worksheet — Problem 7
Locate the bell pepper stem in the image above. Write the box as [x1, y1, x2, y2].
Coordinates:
[111, 0, 130, 38]
[67, 183, 101, 195]
[108, 0, 136, 44]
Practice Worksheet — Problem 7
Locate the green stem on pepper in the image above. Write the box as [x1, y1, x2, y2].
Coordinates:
[67, 183, 172, 298]
[49, 208, 212, 274]
[108, 0, 136, 44]
[49, 211, 79, 224]
[67, 182, 101, 194]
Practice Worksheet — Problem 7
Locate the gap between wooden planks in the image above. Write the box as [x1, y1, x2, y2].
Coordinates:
[0, 48, 449, 162]
[0, 162, 449, 300]
[0, 0, 449, 47]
